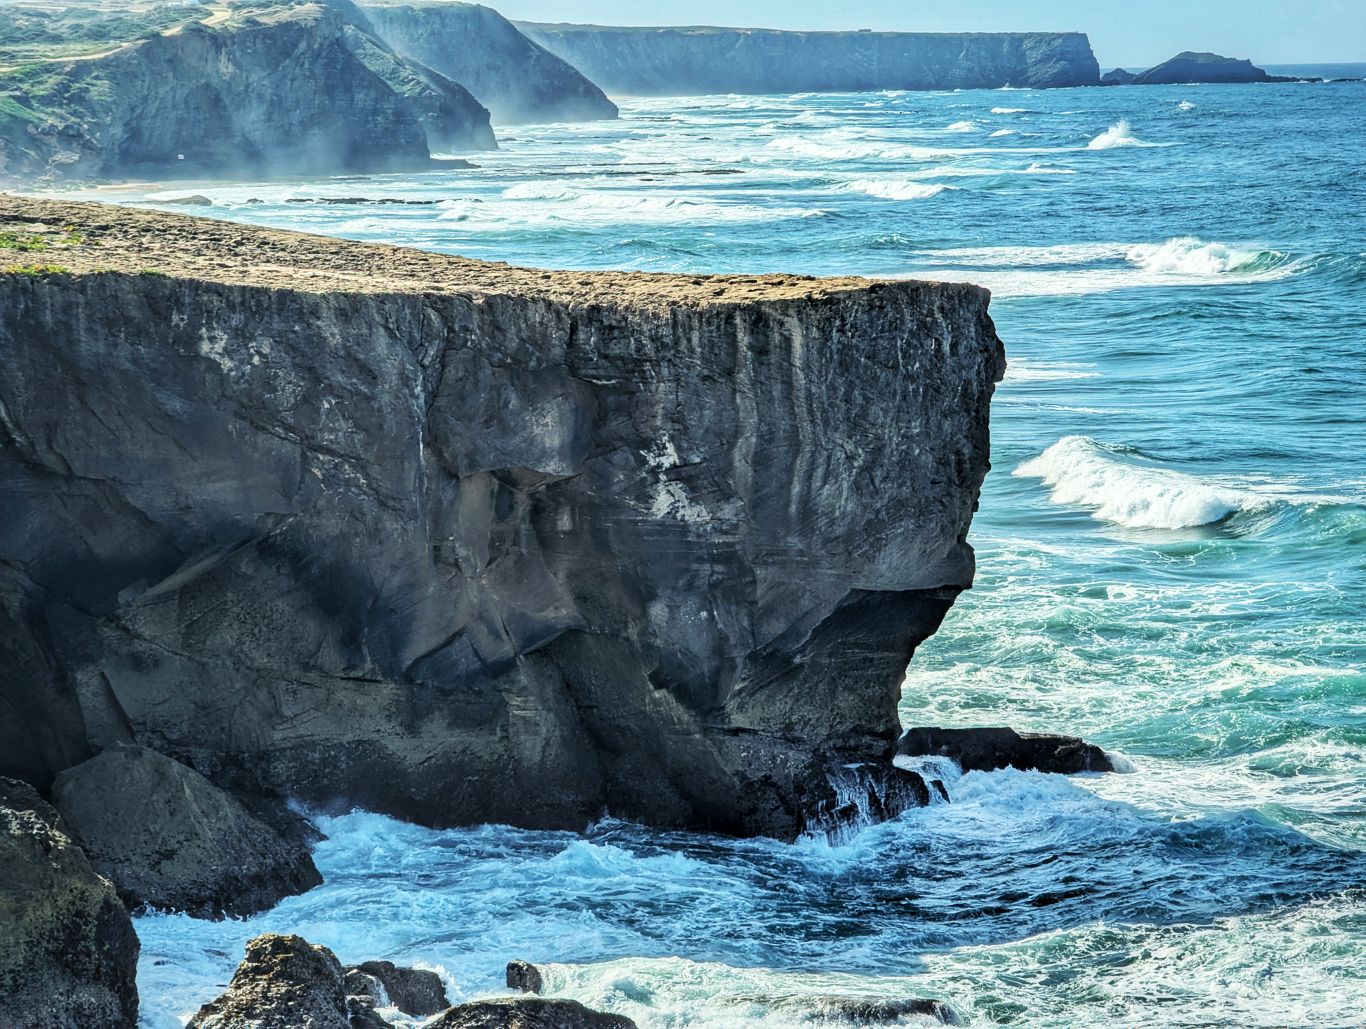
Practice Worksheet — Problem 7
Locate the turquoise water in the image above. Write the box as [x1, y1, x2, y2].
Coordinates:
[76, 80, 1366, 1027]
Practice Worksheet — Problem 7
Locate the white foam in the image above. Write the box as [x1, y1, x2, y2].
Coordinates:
[1004, 359, 1102, 382]
[839, 178, 952, 201]
[1087, 119, 1168, 150]
[1177, 100, 1198, 111]
[1126, 236, 1281, 275]
[991, 107, 1030, 114]
[1013, 436, 1259, 529]
[990, 128, 1018, 137]
[946, 120, 977, 132]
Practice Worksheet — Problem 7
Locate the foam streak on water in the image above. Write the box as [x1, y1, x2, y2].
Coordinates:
[82, 79, 1366, 1027]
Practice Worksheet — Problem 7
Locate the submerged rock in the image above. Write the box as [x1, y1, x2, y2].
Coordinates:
[799, 995, 958, 1024]
[0, 778, 140, 1029]
[189, 933, 373, 1029]
[346, 960, 449, 1016]
[429, 998, 637, 1029]
[51, 744, 322, 918]
[0, 195, 1003, 840]
[897, 726, 1114, 774]
[505, 959, 544, 995]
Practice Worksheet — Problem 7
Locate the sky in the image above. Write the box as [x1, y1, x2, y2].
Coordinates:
[498, 1, 1366, 68]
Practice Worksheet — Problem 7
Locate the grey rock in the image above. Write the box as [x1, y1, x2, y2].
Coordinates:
[0, 2, 492, 184]
[1132, 51, 1295, 85]
[0, 195, 1004, 840]
[0, 777, 140, 1029]
[516, 24, 1099, 93]
[189, 933, 387, 1029]
[50, 744, 322, 918]
[897, 726, 1114, 774]
[505, 959, 543, 995]
[759, 994, 958, 1024]
[1100, 67, 1137, 85]
[428, 998, 637, 1029]
[346, 960, 449, 1016]
[365, 3, 618, 123]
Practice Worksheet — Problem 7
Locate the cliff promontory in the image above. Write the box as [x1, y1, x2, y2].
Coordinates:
[0, 196, 1003, 840]
[364, 2, 619, 123]
[0, 1, 494, 183]
[515, 24, 1100, 93]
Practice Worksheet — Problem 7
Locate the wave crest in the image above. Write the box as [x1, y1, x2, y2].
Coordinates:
[1088, 119, 1164, 150]
[1126, 237, 1289, 276]
[1014, 436, 1257, 529]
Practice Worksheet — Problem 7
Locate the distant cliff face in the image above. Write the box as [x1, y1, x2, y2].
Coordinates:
[515, 24, 1100, 94]
[1132, 51, 1280, 85]
[364, 2, 618, 123]
[0, 2, 493, 182]
[0, 197, 1004, 840]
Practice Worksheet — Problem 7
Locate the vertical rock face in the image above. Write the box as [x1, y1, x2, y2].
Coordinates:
[364, 3, 619, 123]
[0, 197, 1004, 840]
[0, 2, 494, 182]
[514, 24, 1100, 94]
[0, 778, 140, 1029]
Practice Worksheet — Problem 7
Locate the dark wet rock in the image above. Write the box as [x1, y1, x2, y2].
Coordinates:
[189, 933, 387, 1029]
[50, 744, 322, 918]
[365, 3, 618, 123]
[0, 195, 1003, 841]
[505, 959, 543, 995]
[428, 998, 637, 1029]
[517, 24, 1100, 92]
[801, 995, 958, 1024]
[1100, 67, 1137, 85]
[346, 960, 449, 1016]
[898, 726, 1114, 774]
[158, 194, 215, 206]
[0, 777, 140, 1029]
[1132, 51, 1297, 85]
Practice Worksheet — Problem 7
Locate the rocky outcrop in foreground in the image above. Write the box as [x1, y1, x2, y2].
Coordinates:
[898, 726, 1114, 774]
[50, 744, 322, 918]
[0, 778, 140, 1029]
[516, 24, 1100, 93]
[364, 3, 618, 123]
[0, 195, 1003, 840]
[192, 935, 628, 1029]
[0, 1, 493, 182]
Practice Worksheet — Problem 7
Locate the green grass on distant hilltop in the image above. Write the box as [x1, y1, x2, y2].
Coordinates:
[0, 3, 201, 64]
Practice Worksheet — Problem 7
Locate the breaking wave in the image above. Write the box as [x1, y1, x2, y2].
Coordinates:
[1126, 236, 1291, 276]
[1087, 119, 1167, 149]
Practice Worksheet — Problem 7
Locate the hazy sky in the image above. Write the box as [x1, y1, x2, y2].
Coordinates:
[500, 1, 1366, 68]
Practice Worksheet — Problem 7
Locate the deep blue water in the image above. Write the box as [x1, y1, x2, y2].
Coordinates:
[62, 80, 1366, 1027]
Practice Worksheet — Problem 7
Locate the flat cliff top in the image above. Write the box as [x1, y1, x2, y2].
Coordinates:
[517, 22, 1087, 39]
[0, 195, 979, 307]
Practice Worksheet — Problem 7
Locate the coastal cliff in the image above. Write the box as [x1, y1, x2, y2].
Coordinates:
[0, 2, 494, 183]
[515, 24, 1100, 94]
[0, 197, 1003, 840]
[364, 2, 618, 123]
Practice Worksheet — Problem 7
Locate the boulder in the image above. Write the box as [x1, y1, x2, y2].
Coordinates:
[0, 778, 140, 1029]
[897, 726, 1114, 774]
[802, 995, 959, 1024]
[505, 959, 543, 994]
[189, 933, 386, 1029]
[428, 998, 638, 1029]
[51, 744, 321, 918]
[345, 960, 449, 1016]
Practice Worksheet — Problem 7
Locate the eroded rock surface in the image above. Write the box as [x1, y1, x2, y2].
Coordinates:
[188, 934, 367, 1029]
[365, 3, 618, 123]
[0, 196, 1003, 839]
[429, 999, 637, 1029]
[0, 778, 140, 1029]
[346, 960, 449, 1016]
[516, 24, 1100, 93]
[50, 744, 322, 918]
[897, 726, 1114, 774]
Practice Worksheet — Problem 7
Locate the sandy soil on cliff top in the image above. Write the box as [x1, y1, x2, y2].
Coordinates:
[0, 194, 980, 308]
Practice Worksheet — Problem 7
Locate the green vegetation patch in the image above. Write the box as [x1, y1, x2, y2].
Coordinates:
[3, 263, 73, 276]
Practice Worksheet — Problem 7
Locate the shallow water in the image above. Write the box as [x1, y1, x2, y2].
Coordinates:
[69, 79, 1366, 1027]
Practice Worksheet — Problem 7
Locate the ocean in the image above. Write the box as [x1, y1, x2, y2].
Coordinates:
[65, 78, 1366, 1028]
